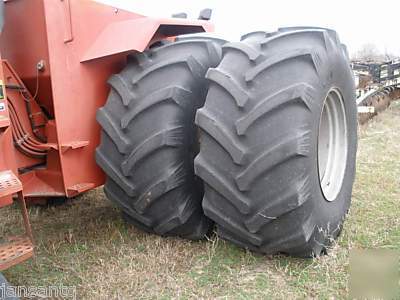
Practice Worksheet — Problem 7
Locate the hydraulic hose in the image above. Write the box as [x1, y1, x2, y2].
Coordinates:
[7, 99, 47, 158]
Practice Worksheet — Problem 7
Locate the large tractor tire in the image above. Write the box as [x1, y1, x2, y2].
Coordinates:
[96, 35, 224, 239]
[195, 28, 357, 256]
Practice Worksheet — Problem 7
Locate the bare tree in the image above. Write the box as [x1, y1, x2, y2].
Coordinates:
[383, 48, 399, 61]
[353, 43, 383, 62]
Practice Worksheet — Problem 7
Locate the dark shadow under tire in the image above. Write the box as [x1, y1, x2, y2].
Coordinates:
[96, 36, 224, 239]
[195, 28, 357, 256]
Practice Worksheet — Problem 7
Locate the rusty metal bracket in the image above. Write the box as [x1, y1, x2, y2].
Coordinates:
[60, 140, 89, 153]
[67, 182, 95, 196]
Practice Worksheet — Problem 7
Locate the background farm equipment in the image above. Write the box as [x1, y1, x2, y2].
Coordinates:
[353, 59, 400, 85]
[353, 60, 400, 124]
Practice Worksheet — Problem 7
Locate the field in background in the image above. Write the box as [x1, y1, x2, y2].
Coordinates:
[1, 102, 399, 299]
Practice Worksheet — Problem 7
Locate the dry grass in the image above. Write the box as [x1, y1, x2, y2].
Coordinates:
[1, 102, 400, 299]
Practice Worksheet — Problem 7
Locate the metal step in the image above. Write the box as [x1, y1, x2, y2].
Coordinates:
[0, 170, 22, 207]
[0, 170, 34, 270]
[0, 170, 22, 199]
[0, 236, 33, 271]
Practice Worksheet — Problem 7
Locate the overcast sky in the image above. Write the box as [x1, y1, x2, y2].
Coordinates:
[97, 0, 400, 57]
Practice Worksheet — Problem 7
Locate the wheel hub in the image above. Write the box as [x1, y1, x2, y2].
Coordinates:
[318, 88, 348, 201]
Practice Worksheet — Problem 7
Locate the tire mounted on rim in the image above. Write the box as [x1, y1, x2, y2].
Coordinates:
[195, 27, 357, 256]
[96, 35, 224, 239]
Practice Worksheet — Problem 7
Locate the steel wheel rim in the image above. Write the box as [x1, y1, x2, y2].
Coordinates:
[318, 88, 348, 201]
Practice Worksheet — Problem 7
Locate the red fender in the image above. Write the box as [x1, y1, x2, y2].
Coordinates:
[82, 16, 213, 62]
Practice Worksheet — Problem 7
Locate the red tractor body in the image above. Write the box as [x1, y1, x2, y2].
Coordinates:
[0, 0, 211, 204]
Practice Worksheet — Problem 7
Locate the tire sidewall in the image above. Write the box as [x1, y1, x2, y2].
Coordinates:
[310, 46, 357, 242]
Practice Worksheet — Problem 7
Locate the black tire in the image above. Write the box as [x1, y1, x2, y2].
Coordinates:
[195, 27, 357, 256]
[96, 36, 224, 239]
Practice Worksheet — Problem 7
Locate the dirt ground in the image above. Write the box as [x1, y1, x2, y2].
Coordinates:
[1, 102, 399, 299]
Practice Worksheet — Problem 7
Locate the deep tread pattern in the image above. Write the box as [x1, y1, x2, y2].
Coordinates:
[235, 83, 314, 135]
[205, 68, 250, 107]
[153, 195, 196, 234]
[240, 31, 274, 41]
[121, 126, 185, 175]
[97, 108, 131, 154]
[235, 130, 311, 191]
[108, 74, 136, 106]
[196, 109, 246, 165]
[127, 52, 153, 69]
[96, 149, 137, 197]
[131, 56, 205, 86]
[121, 86, 192, 129]
[97, 35, 225, 239]
[245, 49, 323, 82]
[222, 42, 263, 61]
[134, 162, 186, 213]
[203, 200, 263, 246]
[194, 155, 251, 214]
[277, 26, 340, 47]
[195, 28, 357, 256]
[260, 214, 316, 254]
[263, 29, 331, 53]
[176, 33, 227, 48]
[245, 175, 311, 233]
[104, 180, 152, 227]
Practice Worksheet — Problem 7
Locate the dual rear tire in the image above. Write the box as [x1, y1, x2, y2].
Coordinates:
[97, 29, 357, 257]
[96, 36, 223, 239]
[195, 29, 357, 256]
